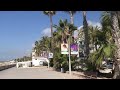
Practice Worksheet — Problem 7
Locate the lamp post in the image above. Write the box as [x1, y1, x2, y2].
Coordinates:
[77, 29, 80, 58]
[68, 34, 71, 75]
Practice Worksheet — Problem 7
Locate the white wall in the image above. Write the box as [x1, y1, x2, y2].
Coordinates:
[32, 57, 49, 67]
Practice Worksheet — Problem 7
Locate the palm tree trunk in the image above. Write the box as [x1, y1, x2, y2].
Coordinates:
[70, 11, 74, 25]
[49, 14, 53, 52]
[70, 11, 74, 43]
[111, 11, 120, 79]
[83, 11, 90, 59]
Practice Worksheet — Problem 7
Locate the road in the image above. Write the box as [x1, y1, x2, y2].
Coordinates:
[0, 66, 81, 79]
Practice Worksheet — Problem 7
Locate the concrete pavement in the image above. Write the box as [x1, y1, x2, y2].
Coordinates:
[0, 66, 83, 79]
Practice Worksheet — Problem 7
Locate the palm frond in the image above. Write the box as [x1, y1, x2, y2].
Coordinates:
[43, 11, 56, 16]
[64, 11, 77, 15]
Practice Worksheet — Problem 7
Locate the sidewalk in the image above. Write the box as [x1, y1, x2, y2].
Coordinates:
[0, 66, 81, 79]
[1, 65, 111, 79]
[66, 71, 112, 79]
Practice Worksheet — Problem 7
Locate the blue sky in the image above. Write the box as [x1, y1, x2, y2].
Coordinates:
[0, 11, 102, 61]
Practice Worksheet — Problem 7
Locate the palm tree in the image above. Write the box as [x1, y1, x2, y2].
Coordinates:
[110, 11, 120, 79]
[53, 30, 62, 48]
[88, 28, 115, 70]
[77, 27, 84, 53]
[54, 19, 77, 44]
[64, 11, 77, 43]
[43, 11, 56, 52]
[34, 41, 39, 56]
[42, 36, 51, 52]
[89, 26, 99, 51]
[87, 12, 116, 71]
[83, 11, 89, 59]
[116, 11, 120, 28]
[54, 19, 66, 43]
[64, 11, 77, 24]
[52, 19, 77, 71]
[33, 36, 52, 57]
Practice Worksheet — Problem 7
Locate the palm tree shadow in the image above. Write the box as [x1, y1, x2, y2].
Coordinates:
[83, 71, 98, 79]
[97, 72, 113, 78]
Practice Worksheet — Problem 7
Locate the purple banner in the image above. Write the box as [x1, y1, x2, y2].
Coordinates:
[70, 44, 78, 54]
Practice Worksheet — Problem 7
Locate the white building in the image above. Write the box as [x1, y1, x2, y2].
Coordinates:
[32, 57, 49, 66]
[32, 51, 49, 68]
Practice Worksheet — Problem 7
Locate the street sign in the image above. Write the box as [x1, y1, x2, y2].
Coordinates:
[71, 44, 78, 54]
[48, 53, 53, 58]
[61, 43, 69, 54]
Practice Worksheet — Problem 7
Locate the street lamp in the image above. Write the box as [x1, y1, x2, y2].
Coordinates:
[68, 33, 71, 75]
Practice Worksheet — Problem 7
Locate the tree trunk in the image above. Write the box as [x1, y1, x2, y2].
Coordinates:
[83, 11, 89, 58]
[70, 12, 74, 25]
[111, 11, 120, 79]
[116, 11, 120, 28]
[50, 14, 53, 52]
[70, 11, 74, 43]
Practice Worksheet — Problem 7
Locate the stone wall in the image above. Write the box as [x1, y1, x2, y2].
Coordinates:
[0, 64, 16, 71]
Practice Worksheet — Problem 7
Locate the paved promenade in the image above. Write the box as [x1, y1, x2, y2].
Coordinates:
[0, 66, 82, 79]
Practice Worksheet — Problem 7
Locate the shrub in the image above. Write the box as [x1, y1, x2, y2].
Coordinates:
[43, 62, 48, 66]
[53, 51, 62, 71]
[49, 58, 53, 67]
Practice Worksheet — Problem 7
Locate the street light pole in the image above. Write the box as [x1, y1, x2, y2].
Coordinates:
[68, 34, 71, 75]
[77, 29, 80, 58]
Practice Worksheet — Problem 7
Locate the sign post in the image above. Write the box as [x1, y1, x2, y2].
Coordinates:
[68, 35, 71, 75]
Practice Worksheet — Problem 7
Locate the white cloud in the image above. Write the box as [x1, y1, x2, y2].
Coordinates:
[41, 27, 56, 37]
[77, 20, 102, 30]
[76, 20, 102, 39]
[77, 26, 83, 30]
[74, 30, 78, 38]
[32, 43, 35, 47]
[87, 20, 102, 28]
[41, 28, 51, 37]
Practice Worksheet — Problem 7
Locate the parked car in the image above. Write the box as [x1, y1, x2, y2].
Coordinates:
[99, 60, 114, 74]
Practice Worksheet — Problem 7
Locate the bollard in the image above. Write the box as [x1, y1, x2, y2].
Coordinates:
[61, 68, 63, 73]
[61, 64, 64, 73]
